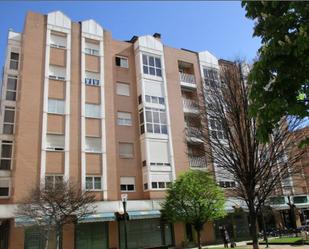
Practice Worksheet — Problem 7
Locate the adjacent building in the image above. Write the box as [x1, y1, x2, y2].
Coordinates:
[0, 10, 307, 249]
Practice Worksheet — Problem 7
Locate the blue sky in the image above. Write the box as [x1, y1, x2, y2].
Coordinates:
[0, 1, 261, 68]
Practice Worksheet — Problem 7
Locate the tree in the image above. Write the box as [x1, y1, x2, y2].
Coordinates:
[241, 1, 309, 144]
[194, 60, 304, 249]
[16, 180, 96, 249]
[161, 170, 226, 249]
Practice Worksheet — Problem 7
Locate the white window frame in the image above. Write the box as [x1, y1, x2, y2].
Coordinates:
[119, 143, 134, 159]
[145, 95, 165, 105]
[6, 75, 17, 101]
[85, 103, 101, 119]
[9, 52, 19, 70]
[218, 181, 236, 188]
[85, 176, 102, 191]
[50, 32, 67, 49]
[85, 137, 102, 153]
[208, 118, 226, 140]
[120, 177, 136, 192]
[115, 56, 129, 68]
[49, 65, 66, 81]
[45, 174, 64, 189]
[117, 112, 132, 126]
[48, 99, 65, 115]
[0, 140, 13, 170]
[142, 54, 162, 77]
[151, 181, 170, 190]
[85, 41, 100, 56]
[116, 82, 130, 96]
[3, 106, 15, 135]
[145, 108, 168, 135]
[85, 71, 100, 86]
[0, 178, 10, 198]
[46, 134, 65, 151]
[203, 67, 220, 88]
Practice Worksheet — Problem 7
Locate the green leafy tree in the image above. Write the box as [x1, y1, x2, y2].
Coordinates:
[242, 1, 309, 143]
[161, 171, 226, 249]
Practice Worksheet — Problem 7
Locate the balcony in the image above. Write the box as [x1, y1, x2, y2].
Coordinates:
[189, 156, 207, 169]
[186, 127, 203, 143]
[182, 98, 199, 114]
[179, 72, 196, 89]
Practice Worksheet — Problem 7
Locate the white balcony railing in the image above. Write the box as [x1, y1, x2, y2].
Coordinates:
[189, 156, 207, 169]
[182, 98, 199, 113]
[179, 72, 196, 85]
[186, 127, 203, 138]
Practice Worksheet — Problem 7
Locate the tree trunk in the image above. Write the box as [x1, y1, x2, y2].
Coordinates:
[56, 225, 62, 249]
[249, 210, 259, 249]
[197, 229, 202, 249]
[44, 228, 50, 249]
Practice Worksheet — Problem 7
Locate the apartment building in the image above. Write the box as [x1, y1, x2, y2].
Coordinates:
[0, 10, 307, 249]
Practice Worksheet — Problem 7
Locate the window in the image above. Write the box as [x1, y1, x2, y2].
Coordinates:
[145, 95, 165, 105]
[6, 75, 17, 101]
[46, 134, 65, 151]
[145, 108, 167, 134]
[142, 54, 162, 77]
[48, 99, 65, 114]
[9, 52, 19, 70]
[117, 112, 132, 126]
[119, 143, 134, 158]
[203, 67, 219, 88]
[45, 175, 63, 189]
[85, 137, 101, 153]
[3, 106, 15, 134]
[151, 181, 170, 189]
[0, 141, 12, 170]
[86, 176, 102, 190]
[85, 41, 100, 56]
[144, 183, 148, 190]
[209, 118, 226, 140]
[85, 71, 100, 86]
[85, 104, 101, 118]
[116, 82, 130, 96]
[120, 177, 135, 192]
[218, 181, 236, 188]
[49, 65, 66, 81]
[50, 33, 66, 49]
[0, 179, 9, 197]
[150, 162, 170, 166]
[139, 109, 145, 134]
[115, 56, 128, 68]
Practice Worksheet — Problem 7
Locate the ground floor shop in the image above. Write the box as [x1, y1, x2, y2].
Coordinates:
[0, 217, 216, 249]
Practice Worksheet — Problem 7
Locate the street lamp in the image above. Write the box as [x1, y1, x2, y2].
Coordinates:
[121, 194, 128, 249]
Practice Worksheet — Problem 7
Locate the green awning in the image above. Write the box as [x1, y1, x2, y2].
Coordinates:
[78, 212, 115, 223]
[128, 210, 161, 220]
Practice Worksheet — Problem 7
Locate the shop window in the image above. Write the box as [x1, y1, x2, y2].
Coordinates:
[76, 222, 108, 249]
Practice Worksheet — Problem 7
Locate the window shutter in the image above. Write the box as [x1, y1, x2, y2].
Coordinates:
[116, 83, 130, 96]
[85, 137, 101, 152]
[119, 143, 133, 157]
